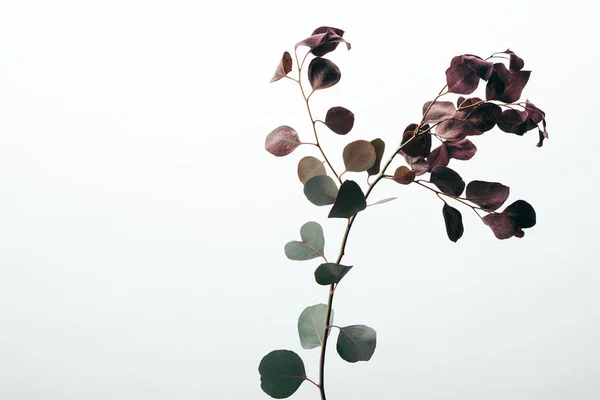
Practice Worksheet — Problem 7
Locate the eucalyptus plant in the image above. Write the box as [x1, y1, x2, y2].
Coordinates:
[259, 26, 549, 399]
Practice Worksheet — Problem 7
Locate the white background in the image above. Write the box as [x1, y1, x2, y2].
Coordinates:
[1, 1, 598, 399]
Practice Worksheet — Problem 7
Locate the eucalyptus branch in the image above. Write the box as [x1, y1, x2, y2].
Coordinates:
[261, 26, 549, 400]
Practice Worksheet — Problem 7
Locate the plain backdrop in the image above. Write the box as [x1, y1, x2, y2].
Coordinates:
[1, 1, 599, 399]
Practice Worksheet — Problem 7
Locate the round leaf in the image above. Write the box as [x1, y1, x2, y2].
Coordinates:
[324, 106, 355, 135]
[259, 350, 306, 398]
[297, 156, 326, 184]
[343, 140, 376, 172]
[314, 263, 353, 285]
[308, 57, 341, 90]
[483, 213, 519, 240]
[298, 304, 333, 349]
[328, 180, 366, 219]
[284, 221, 325, 261]
[430, 166, 465, 196]
[503, 200, 536, 229]
[422, 101, 456, 124]
[466, 180, 510, 211]
[336, 325, 377, 363]
[304, 175, 338, 206]
[265, 126, 301, 157]
[393, 166, 415, 185]
[442, 203, 464, 242]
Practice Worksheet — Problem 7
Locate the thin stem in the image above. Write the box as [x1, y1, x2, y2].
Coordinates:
[415, 181, 484, 219]
[305, 377, 320, 389]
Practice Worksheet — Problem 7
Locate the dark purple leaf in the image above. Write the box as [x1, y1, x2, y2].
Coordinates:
[497, 109, 529, 135]
[465, 181, 510, 211]
[457, 102, 502, 132]
[486, 63, 531, 103]
[270, 51, 293, 83]
[310, 27, 351, 57]
[457, 55, 494, 80]
[504, 49, 525, 72]
[422, 101, 456, 124]
[446, 139, 477, 160]
[503, 200, 536, 229]
[407, 156, 429, 176]
[430, 166, 465, 196]
[367, 138, 385, 176]
[483, 213, 519, 239]
[324, 106, 355, 135]
[524, 100, 545, 124]
[298, 156, 326, 184]
[401, 124, 431, 157]
[308, 58, 341, 91]
[445, 55, 494, 95]
[265, 125, 301, 156]
[436, 119, 474, 141]
[392, 166, 415, 185]
[328, 180, 366, 218]
[442, 203, 464, 242]
[427, 144, 450, 172]
[343, 140, 376, 172]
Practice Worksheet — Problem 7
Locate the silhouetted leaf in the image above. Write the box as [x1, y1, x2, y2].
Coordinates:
[314, 263, 353, 285]
[430, 166, 465, 196]
[466, 181, 510, 211]
[324, 106, 354, 135]
[367, 138, 385, 176]
[446, 139, 477, 160]
[265, 126, 301, 157]
[486, 63, 530, 103]
[336, 325, 377, 363]
[297, 156, 326, 184]
[401, 124, 431, 157]
[483, 213, 518, 240]
[284, 221, 325, 261]
[304, 175, 338, 206]
[259, 350, 306, 398]
[270, 51, 293, 83]
[368, 197, 398, 207]
[298, 304, 332, 349]
[422, 101, 456, 124]
[442, 203, 464, 242]
[392, 166, 415, 185]
[503, 200, 536, 229]
[427, 144, 450, 172]
[328, 180, 366, 218]
[308, 58, 341, 91]
[343, 140, 376, 172]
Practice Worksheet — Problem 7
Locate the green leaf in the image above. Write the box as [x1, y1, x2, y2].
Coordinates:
[297, 156, 326, 184]
[367, 138, 385, 176]
[314, 263, 353, 285]
[336, 324, 377, 363]
[259, 350, 306, 398]
[284, 221, 325, 261]
[304, 175, 338, 206]
[343, 140, 376, 172]
[298, 304, 333, 349]
[328, 180, 366, 218]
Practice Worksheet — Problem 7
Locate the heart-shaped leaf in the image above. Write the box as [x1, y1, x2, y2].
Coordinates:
[265, 126, 301, 157]
[284, 221, 325, 261]
[314, 263, 353, 285]
[343, 140, 376, 172]
[442, 203, 464, 242]
[328, 180, 366, 218]
[259, 350, 306, 398]
[430, 166, 465, 196]
[466, 181, 510, 211]
[304, 175, 338, 206]
[308, 58, 341, 91]
[270, 51, 293, 83]
[336, 325, 377, 363]
[324, 106, 354, 135]
[298, 304, 333, 349]
[367, 138, 385, 176]
[297, 156, 326, 184]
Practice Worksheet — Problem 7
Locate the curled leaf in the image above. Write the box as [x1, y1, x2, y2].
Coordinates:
[308, 58, 341, 91]
[367, 138, 385, 176]
[265, 126, 301, 157]
[324, 106, 355, 135]
[485, 63, 531, 103]
[296, 27, 351, 57]
[270, 51, 293, 83]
